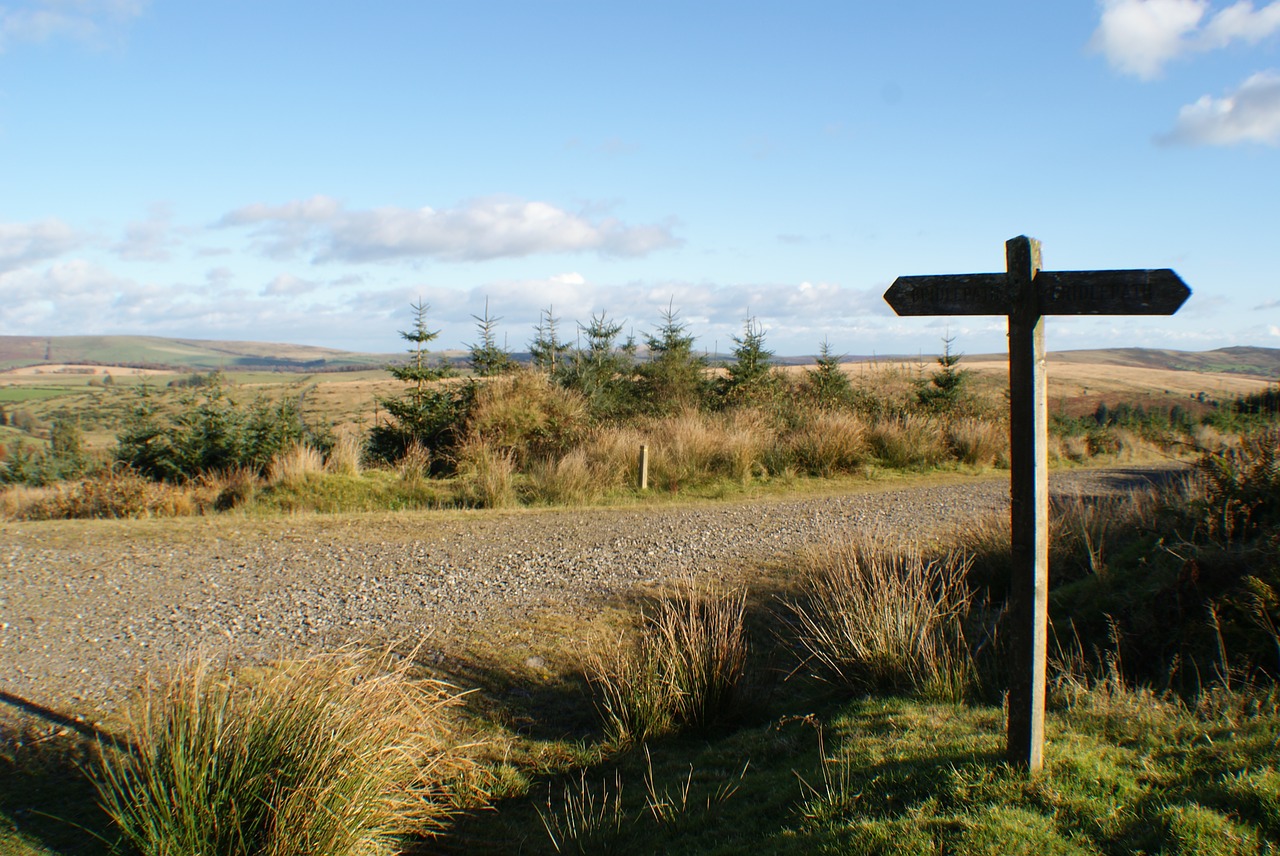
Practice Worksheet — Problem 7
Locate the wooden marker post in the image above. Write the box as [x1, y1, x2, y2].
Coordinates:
[884, 236, 1190, 771]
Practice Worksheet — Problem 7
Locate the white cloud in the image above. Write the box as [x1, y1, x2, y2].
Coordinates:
[0, 218, 81, 273]
[0, 0, 147, 51]
[0, 259, 139, 330]
[1091, 0, 1280, 79]
[260, 274, 319, 297]
[1256, 297, 1280, 309]
[1161, 70, 1280, 143]
[113, 204, 180, 261]
[218, 195, 682, 263]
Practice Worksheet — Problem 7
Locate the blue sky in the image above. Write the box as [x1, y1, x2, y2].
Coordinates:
[1, 1, 1278, 358]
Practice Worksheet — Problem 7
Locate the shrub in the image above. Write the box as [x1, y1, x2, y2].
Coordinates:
[94, 650, 473, 856]
[866, 414, 948, 468]
[783, 410, 868, 476]
[115, 382, 321, 482]
[11, 469, 201, 520]
[453, 438, 517, 509]
[267, 444, 326, 488]
[524, 449, 605, 506]
[588, 579, 749, 743]
[465, 370, 588, 465]
[325, 432, 364, 477]
[787, 539, 974, 698]
[1189, 428, 1280, 544]
[947, 416, 1008, 466]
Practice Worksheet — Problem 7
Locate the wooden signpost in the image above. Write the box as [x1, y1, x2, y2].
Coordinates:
[884, 236, 1190, 771]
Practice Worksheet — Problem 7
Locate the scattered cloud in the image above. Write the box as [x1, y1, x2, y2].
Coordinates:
[1091, 0, 1280, 79]
[1160, 70, 1280, 143]
[260, 273, 320, 297]
[218, 195, 682, 263]
[0, 218, 82, 273]
[1256, 297, 1280, 309]
[0, 0, 148, 51]
[113, 204, 181, 261]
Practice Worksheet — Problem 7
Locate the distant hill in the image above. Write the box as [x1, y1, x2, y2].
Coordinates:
[0, 335, 402, 372]
[1, 336, 1277, 379]
[1041, 346, 1280, 377]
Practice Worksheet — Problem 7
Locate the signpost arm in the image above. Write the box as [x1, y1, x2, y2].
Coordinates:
[1005, 235, 1050, 771]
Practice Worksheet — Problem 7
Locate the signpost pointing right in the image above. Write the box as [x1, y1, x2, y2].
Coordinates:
[885, 236, 1190, 772]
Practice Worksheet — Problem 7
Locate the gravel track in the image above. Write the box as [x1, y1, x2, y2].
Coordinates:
[0, 466, 1179, 722]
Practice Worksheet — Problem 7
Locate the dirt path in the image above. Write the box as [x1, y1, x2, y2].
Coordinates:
[0, 466, 1180, 723]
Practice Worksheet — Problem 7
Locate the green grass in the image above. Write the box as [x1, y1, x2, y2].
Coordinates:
[0, 388, 83, 403]
[443, 684, 1280, 854]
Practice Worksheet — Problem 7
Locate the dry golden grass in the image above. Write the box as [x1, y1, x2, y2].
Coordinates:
[784, 410, 870, 476]
[963, 358, 1273, 417]
[95, 648, 480, 855]
[325, 432, 364, 476]
[454, 437, 518, 508]
[267, 444, 326, 487]
[3, 471, 207, 520]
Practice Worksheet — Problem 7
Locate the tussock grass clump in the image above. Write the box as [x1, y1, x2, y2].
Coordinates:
[946, 416, 1008, 466]
[397, 441, 433, 482]
[588, 579, 749, 743]
[642, 409, 773, 490]
[866, 414, 949, 468]
[94, 650, 475, 856]
[266, 443, 325, 487]
[206, 465, 260, 511]
[788, 539, 974, 698]
[454, 438, 517, 509]
[525, 449, 607, 506]
[325, 432, 364, 476]
[783, 410, 868, 476]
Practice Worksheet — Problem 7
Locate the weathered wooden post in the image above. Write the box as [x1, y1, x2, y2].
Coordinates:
[884, 235, 1190, 771]
[638, 444, 649, 491]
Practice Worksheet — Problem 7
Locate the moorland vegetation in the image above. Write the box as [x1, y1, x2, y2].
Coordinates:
[2, 304, 1279, 854]
[2, 302, 1274, 520]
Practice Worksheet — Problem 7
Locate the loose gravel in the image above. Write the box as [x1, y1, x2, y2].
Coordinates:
[0, 466, 1180, 722]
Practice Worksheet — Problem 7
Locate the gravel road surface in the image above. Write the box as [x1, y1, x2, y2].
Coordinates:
[0, 466, 1179, 723]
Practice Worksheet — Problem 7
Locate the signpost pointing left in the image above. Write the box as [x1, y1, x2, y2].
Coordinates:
[884, 236, 1190, 772]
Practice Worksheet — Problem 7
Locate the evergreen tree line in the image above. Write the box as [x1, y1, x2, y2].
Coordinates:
[366, 301, 974, 469]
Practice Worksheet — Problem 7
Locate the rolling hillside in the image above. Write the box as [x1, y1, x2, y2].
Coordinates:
[0, 336, 400, 372]
[1, 335, 1277, 379]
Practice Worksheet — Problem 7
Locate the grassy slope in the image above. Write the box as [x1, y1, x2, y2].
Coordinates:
[0, 335, 399, 371]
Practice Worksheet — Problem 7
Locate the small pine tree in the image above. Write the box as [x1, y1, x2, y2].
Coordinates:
[369, 301, 470, 465]
[718, 316, 776, 406]
[388, 299, 450, 402]
[467, 298, 515, 377]
[559, 312, 637, 419]
[805, 339, 853, 409]
[529, 305, 571, 375]
[916, 336, 970, 413]
[638, 302, 708, 412]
